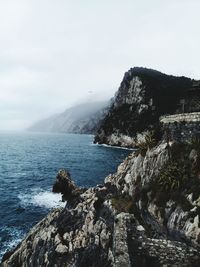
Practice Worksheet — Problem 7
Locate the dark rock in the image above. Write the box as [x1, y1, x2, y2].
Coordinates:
[2, 67, 200, 266]
[75, 244, 111, 267]
[94, 67, 193, 147]
[2, 143, 200, 266]
[52, 169, 80, 201]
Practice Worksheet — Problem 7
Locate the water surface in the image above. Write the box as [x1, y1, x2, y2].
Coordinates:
[0, 132, 131, 258]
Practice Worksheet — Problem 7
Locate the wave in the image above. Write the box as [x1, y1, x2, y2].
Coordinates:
[0, 226, 24, 260]
[18, 189, 66, 209]
[92, 143, 135, 150]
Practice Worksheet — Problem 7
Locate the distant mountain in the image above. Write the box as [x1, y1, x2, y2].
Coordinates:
[28, 101, 109, 134]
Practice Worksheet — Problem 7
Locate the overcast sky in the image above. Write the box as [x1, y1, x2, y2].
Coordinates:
[0, 0, 200, 130]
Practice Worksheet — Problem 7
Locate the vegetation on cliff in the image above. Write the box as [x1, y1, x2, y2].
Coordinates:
[94, 67, 193, 147]
[2, 136, 200, 266]
[2, 67, 200, 266]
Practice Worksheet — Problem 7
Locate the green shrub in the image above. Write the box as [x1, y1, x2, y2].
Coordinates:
[157, 161, 188, 191]
[138, 131, 157, 156]
[138, 141, 149, 157]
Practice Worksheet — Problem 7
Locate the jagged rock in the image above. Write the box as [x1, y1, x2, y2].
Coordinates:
[52, 169, 81, 201]
[2, 142, 200, 266]
[94, 67, 193, 147]
[4, 67, 200, 266]
[55, 244, 68, 254]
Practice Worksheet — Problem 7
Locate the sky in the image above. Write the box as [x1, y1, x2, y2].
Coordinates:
[0, 0, 200, 130]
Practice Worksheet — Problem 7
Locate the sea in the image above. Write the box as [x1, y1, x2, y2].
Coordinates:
[0, 132, 131, 259]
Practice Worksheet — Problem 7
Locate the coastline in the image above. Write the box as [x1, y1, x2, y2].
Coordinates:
[91, 142, 136, 151]
[2, 141, 200, 266]
[0, 133, 130, 264]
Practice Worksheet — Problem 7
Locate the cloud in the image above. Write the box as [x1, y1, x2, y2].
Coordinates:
[0, 0, 200, 130]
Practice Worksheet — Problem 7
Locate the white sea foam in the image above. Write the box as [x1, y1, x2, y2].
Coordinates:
[18, 189, 65, 209]
[92, 143, 135, 150]
[0, 227, 24, 260]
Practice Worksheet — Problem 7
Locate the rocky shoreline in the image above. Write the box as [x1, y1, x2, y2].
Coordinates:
[2, 139, 200, 266]
[2, 67, 200, 266]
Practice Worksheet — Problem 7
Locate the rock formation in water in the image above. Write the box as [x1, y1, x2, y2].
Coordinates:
[2, 138, 200, 266]
[28, 101, 109, 134]
[52, 169, 85, 202]
[94, 67, 197, 147]
[2, 67, 200, 266]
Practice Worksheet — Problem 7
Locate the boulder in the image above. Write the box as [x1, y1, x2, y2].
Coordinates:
[52, 169, 80, 201]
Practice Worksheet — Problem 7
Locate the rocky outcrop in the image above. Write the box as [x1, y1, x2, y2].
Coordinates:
[106, 141, 200, 246]
[4, 67, 200, 266]
[94, 67, 193, 147]
[52, 169, 83, 201]
[2, 140, 200, 266]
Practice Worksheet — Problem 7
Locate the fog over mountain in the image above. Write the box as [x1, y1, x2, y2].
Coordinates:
[0, 0, 200, 130]
[28, 101, 109, 134]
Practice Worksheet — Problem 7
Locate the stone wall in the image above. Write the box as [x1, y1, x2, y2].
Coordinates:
[160, 112, 200, 141]
[160, 112, 200, 124]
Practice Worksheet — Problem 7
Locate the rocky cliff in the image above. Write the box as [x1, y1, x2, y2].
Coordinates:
[94, 67, 193, 147]
[28, 101, 109, 134]
[2, 67, 200, 266]
[2, 138, 200, 266]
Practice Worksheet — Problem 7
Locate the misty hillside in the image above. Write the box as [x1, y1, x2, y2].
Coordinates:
[28, 101, 109, 134]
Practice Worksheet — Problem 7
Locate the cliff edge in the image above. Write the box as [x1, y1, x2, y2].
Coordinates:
[94, 67, 193, 147]
[2, 138, 200, 266]
[2, 67, 200, 267]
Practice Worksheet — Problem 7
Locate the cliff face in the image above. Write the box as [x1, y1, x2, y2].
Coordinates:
[2, 68, 200, 266]
[2, 141, 200, 267]
[94, 67, 192, 147]
[28, 101, 109, 134]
